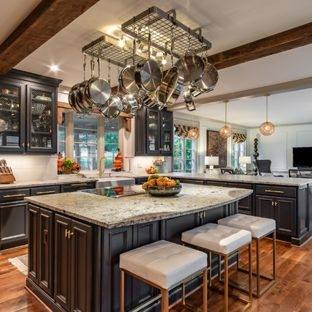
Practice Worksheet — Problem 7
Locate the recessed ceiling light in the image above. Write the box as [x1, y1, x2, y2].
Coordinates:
[49, 64, 60, 72]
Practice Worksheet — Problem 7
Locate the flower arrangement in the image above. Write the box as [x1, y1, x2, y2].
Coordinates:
[57, 157, 80, 174]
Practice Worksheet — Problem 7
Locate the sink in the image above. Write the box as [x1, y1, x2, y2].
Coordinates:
[96, 177, 135, 189]
[80, 185, 144, 198]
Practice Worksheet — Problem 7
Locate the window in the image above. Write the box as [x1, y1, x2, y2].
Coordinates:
[173, 135, 197, 172]
[104, 118, 119, 169]
[73, 115, 97, 170]
[231, 141, 246, 169]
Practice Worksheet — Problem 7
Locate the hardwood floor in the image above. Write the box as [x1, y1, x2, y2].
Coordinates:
[1, 239, 312, 311]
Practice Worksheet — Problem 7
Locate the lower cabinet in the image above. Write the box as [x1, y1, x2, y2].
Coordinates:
[0, 200, 28, 250]
[28, 206, 93, 312]
[55, 214, 93, 312]
[256, 195, 296, 238]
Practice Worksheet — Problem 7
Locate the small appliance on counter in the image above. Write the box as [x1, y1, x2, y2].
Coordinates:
[0, 159, 15, 184]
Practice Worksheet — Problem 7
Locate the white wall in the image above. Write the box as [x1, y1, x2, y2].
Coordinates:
[247, 124, 312, 171]
[1, 155, 58, 182]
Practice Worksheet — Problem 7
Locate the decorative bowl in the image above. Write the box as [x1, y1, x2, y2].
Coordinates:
[146, 185, 182, 197]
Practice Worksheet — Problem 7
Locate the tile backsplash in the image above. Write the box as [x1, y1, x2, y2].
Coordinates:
[2, 155, 58, 182]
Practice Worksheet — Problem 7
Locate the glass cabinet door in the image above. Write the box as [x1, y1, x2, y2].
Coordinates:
[27, 85, 56, 153]
[146, 108, 160, 154]
[160, 110, 173, 156]
[0, 81, 25, 152]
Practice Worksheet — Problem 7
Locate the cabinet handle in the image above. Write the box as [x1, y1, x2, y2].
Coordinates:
[65, 229, 70, 238]
[36, 190, 56, 195]
[70, 183, 88, 187]
[43, 229, 48, 245]
[265, 189, 284, 194]
[271, 201, 274, 206]
[69, 231, 74, 238]
[3, 193, 26, 198]
[275, 201, 278, 206]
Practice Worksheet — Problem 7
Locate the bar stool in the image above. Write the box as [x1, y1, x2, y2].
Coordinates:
[119, 240, 208, 312]
[218, 213, 276, 297]
[182, 223, 253, 312]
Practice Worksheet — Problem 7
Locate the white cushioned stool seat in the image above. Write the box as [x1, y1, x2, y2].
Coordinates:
[182, 223, 251, 255]
[119, 240, 207, 289]
[218, 214, 276, 238]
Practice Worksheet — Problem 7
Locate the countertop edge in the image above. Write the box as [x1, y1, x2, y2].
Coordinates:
[26, 188, 253, 229]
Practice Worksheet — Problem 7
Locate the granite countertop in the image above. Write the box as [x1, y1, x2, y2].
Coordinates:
[167, 173, 312, 187]
[26, 184, 252, 228]
[0, 176, 98, 189]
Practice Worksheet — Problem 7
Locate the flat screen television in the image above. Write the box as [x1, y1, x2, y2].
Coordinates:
[293, 147, 312, 168]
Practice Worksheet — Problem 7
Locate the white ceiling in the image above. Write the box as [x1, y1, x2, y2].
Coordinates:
[9, 0, 312, 127]
[0, 0, 41, 45]
[181, 87, 312, 128]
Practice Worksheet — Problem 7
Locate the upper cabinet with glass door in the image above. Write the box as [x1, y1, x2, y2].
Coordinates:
[27, 84, 56, 153]
[0, 70, 61, 154]
[135, 106, 173, 156]
[0, 79, 25, 152]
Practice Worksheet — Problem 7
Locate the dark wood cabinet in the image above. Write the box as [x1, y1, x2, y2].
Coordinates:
[0, 69, 61, 154]
[28, 204, 40, 283]
[0, 78, 26, 153]
[54, 214, 72, 311]
[54, 214, 93, 312]
[70, 220, 93, 312]
[27, 83, 57, 153]
[0, 200, 28, 250]
[256, 195, 296, 238]
[38, 208, 54, 296]
[135, 107, 173, 156]
[275, 197, 296, 237]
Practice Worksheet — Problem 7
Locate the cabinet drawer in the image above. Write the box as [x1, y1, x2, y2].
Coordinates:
[61, 181, 96, 193]
[205, 181, 228, 187]
[228, 183, 253, 189]
[31, 185, 60, 196]
[0, 188, 30, 202]
[256, 185, 296, 198]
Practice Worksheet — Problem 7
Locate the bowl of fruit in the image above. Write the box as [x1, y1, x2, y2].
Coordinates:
[145, 166, 158, 175]
[142, 175, 182, 197]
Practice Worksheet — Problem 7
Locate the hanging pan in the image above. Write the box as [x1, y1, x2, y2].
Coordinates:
[135, 30, 162, 93]
[156, 28, 179, 108]
[84, 57, 111, 108]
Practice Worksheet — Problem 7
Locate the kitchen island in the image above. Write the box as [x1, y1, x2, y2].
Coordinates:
[26, 184, 252, 312]
[133, 173, 312, 245]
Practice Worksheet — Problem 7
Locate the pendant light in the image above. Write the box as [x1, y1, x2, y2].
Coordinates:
[259, 95, 275, 136]
[219, 100, 232, 139]
[188, 117, 199, 139]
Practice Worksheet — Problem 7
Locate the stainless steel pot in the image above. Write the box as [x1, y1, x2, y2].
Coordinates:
[122, 94, 139, 115]
[135, 59, 162, 93]
[102, 95, 123, 118]
[84, 58, 111, 108]
[194, 61, 218, 92]
[157, 66, 179, 107]
[119, 65, 140, 94]
[176, 51, 205, 84]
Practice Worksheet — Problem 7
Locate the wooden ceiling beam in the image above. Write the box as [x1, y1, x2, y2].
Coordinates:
[0, 0, 99, 74]
[170, 76, 312, 110]
[206, 22, 312, 69]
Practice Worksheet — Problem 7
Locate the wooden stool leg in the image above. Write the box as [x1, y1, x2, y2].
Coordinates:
[256, 238, 260, 298]
[120, 269, 125, 312]
[209, 252, 212, 287]
[218, 255, 222, 282]
[224, 255, 229, 312]
[273, 231, 276, 280]
[203, 268, 208, 312]
[161, 289, 169, 312]
[248, 243, 253, 303]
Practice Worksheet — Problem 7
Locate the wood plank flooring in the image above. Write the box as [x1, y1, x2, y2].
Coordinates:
[1, 239, 312, 311]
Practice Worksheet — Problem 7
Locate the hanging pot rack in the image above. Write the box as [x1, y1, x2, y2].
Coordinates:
[82, 6, 212, 67]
